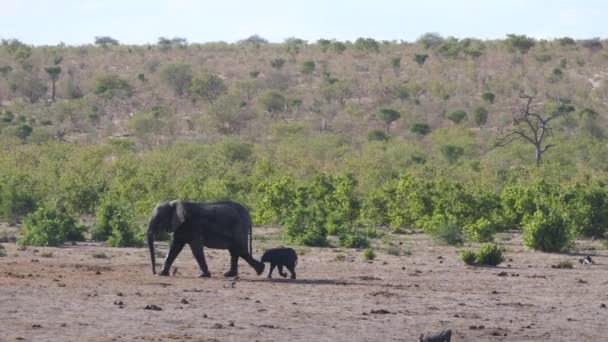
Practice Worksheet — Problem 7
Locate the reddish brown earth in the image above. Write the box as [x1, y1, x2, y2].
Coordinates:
[1, 227, 608, 342]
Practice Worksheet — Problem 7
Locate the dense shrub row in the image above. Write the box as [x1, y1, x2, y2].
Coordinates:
[2, 142, 607, 250]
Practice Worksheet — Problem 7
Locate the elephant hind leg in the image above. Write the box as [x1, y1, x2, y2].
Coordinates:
[278, 265, 287, 278]
[224, 249, 239, 277]
[287, 265, 296, 279]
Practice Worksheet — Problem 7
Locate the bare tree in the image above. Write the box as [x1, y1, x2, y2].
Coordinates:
[495, 91, 574, 166]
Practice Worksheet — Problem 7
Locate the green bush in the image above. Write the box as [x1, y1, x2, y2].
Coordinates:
[160, 63, 192, 96]
[411, 123, 431, 136]
[460, 249, 476, 265]
[94, 74, 132, 98]
[446, 110, 467, 124]
[440, 144, 464, 163]
[475, 243, 504, 266]
[414, 54, 429, 66]
[270, 58, 285, 69]
[481, 92, 495, 104]
[107, 209, 142, 248]
[0, 175, 37, 225]
[363, 248, 376, 260]
[17, 207, 86, 247]
[523, 210, 574, 252]
[368, 129, 389, 142]
[464, 217, 496, 242]
[283, 187, 329, 247]
[301, 61, 315, 75]
[93, 196, 123, 241]
[189, 72, 227, 104]
[338, 230, 370, 249]
[505, 34, 535, 54]
[473, 107, 489, 127]
[259, 90, 287, 113]
[427, 215, 464, 246]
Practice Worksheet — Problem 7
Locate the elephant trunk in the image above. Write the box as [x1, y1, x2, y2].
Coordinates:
[147, 221, 157, 275]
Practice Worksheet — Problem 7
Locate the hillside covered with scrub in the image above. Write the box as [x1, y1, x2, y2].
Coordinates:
[2, 33, 608, 250]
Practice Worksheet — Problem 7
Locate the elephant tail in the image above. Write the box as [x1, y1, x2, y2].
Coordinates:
[249, 219, 253, 255]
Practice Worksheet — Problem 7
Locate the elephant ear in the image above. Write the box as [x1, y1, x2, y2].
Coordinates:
[169, 200, 186, 232]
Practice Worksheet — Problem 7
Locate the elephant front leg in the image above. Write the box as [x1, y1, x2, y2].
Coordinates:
[160, 239, 186, 276]
[189, 241, 211, 278]
[223, 249, 239, 277]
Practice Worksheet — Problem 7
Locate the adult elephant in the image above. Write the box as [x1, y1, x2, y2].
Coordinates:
[146, 200, 265, 278]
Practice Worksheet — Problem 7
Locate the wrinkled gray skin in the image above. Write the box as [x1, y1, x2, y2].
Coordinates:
[147, 200, 264, 278]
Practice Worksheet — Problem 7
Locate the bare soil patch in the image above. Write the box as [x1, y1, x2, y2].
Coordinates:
[1, 228, 608, 341]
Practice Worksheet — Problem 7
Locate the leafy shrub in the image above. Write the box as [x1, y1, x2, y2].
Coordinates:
[377, 108, 401, 133]
[259, 91, 286, 113]
[0, 175, 37, 225]
[254, 175, 297, 225]
[557, 37, 575, 46]
[354, 38, 379, 53]
[301, 61, 315, 75]
[523, 210, 574, 252]
[94, 74, 132, 98]
[17, 207, 86, 247]
[390, 57, 401, 70]
[460, 249, 476, 265]
[473, 107, 489, 126]
[189, 72, 226, 104]
[417, 32, 444, 49]
[93, 196, 124, 241]
[427, 215, 464, 246]
[411, 123, 431, 136]
[160, 63, 192, 96]
[475, 243, 504, 266]
[270, 58, 286, 69]
[562, 183, 608, 238]
[107, 209, 142, 247]
[0, 244, 6, 257]
[283, 187, 329, 247]
[368, 129, 389, 142]
[446, 110, 467, 124]
[338, 230, 370, 249]
[505, 34, 535, 54]
[481, 92, 495, 104]
[440, 145, 464, 163]
[282, 174, 358, 246]
[331, 41, 346, 54]
[414, 54, 429, 66]
[363, 248, 376, 261]
[464, 218, 496, 242]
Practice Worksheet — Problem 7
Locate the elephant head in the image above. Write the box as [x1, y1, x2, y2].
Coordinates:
[147, 200, 186, 274]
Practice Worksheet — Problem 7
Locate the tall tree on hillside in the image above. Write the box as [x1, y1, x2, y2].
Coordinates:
[495, 91, 574, 166]
[378, 108, 401, 134]
[189, 73, 226, 104]
[44, 66, 61, 103]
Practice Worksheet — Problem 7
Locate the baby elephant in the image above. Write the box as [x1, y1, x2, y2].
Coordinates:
[419, 329, 451, 342]
[261, 248, 298, 279]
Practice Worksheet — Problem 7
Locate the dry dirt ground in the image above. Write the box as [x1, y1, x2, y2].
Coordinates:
[1, 227, 608, 342]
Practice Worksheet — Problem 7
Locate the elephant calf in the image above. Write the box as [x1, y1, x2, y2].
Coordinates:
[261, 247, 298, 279]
